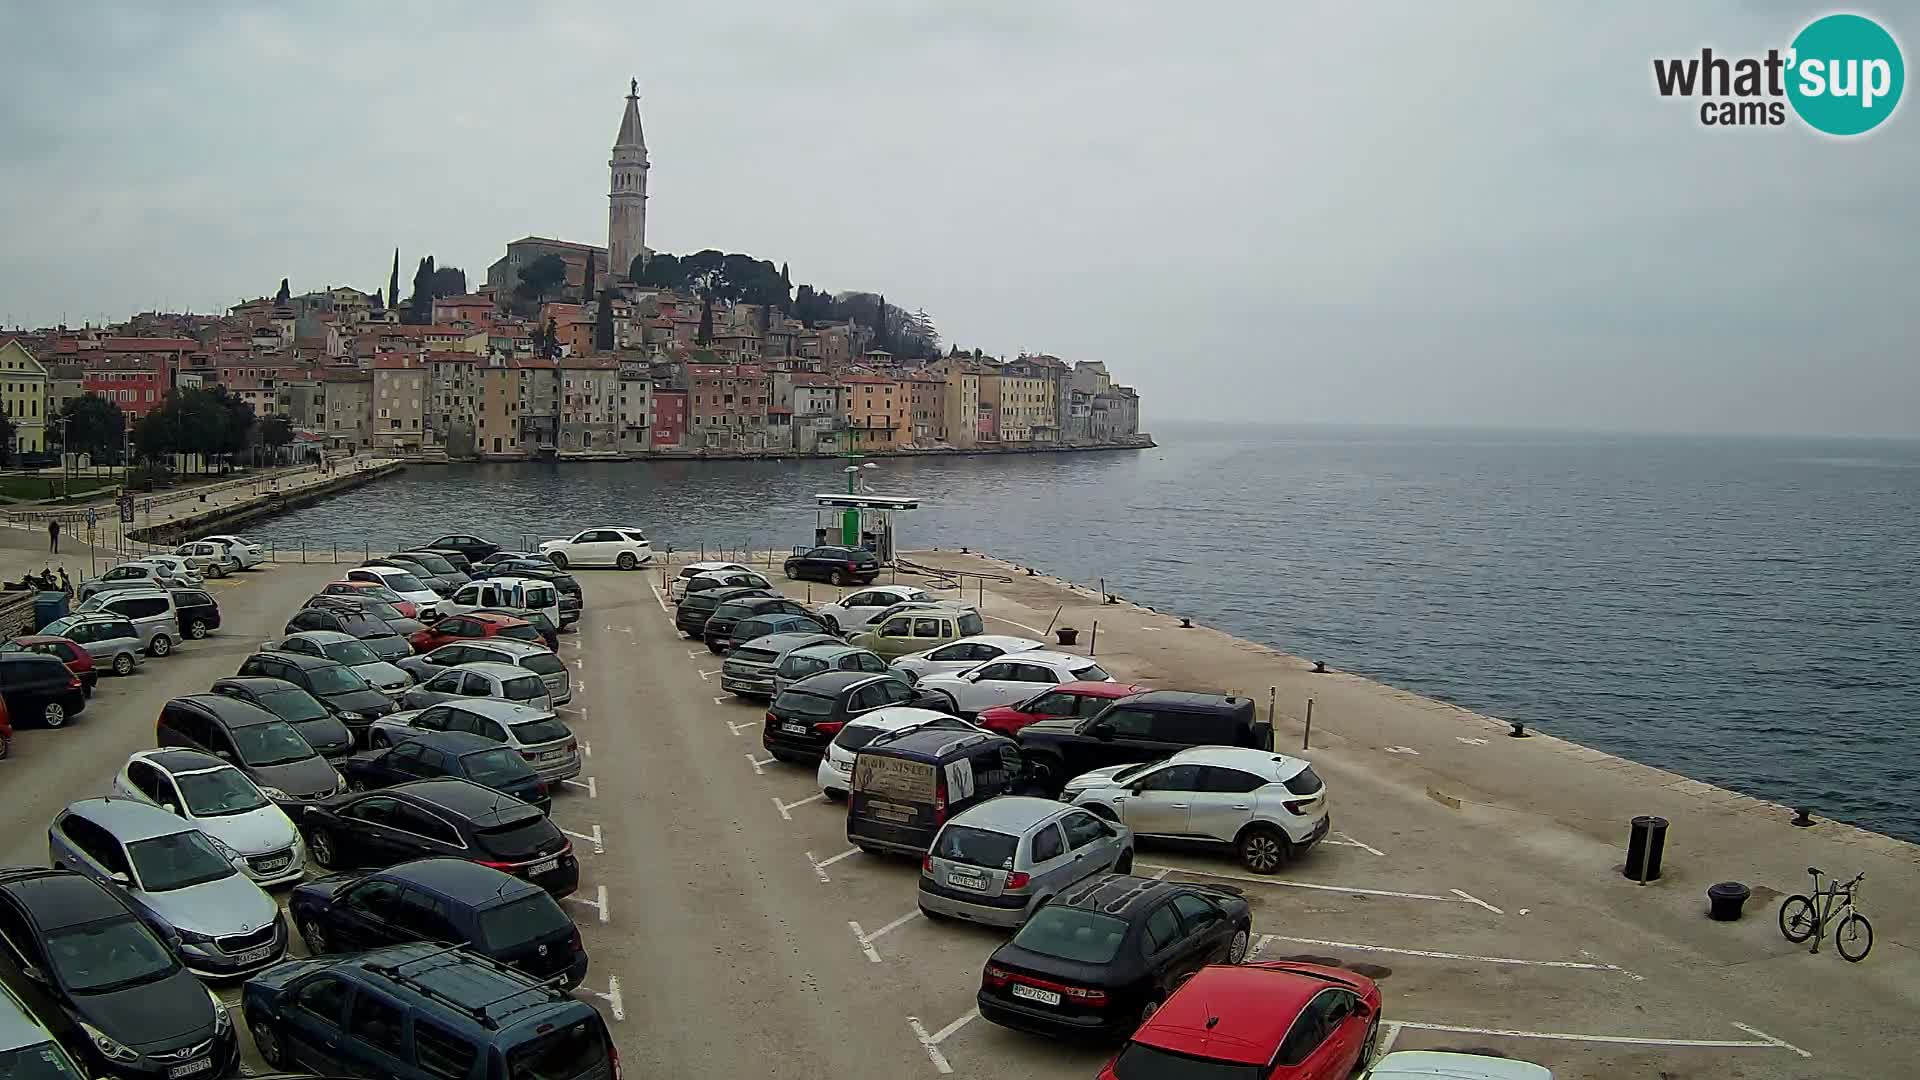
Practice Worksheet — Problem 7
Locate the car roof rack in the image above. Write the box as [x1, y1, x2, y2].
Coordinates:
[362, 946, 558, 1029]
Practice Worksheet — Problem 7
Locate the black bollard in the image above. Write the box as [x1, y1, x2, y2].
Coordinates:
[1624, 816, 1668, 883]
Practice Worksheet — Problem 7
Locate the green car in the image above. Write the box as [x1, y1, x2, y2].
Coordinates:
[851, 604, 986, 659]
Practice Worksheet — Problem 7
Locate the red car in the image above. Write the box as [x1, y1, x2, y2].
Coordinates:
[975, 680, 1151, 736]
[0, 694, 11, 759]
[407, 611, 544, 653]
[1099, 962, 1382, 1080]
[320, 578, 419, 619]
[3, 635, 98, 695]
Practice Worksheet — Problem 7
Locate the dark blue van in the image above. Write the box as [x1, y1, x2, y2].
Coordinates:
[847, 728, 1025, 856]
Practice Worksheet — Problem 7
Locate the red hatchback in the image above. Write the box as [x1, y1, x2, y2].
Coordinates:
[407, 611, 544, 653]
[976, 680, 1151, 736]
[0, 695, 11, 759]
[320, 578, 419, 619]
[1099, 962, 1382, 1080]
[4, 636, 98, 695]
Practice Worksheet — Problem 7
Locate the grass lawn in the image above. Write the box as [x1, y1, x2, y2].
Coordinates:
[0, 473, 122, 501]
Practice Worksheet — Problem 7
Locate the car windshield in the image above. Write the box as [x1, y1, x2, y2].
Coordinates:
[501, 624, 544, 643]
[505, 1017, 609, 1080]
[712, 603, 755, 620]
[258, 688, 329, 722]
[175, 769, 268, 816]
[0, 1040, 90, 1080]
[293, 715, 352, 748]
[307, 665, 371, 694]
[407, 554, 456, 574]
[1010, 907, 1129, 964]
[1110, 1042, 1261, 1080]
[931, 825, 1020, 869]
[1112, 761, 1160, 784]
[45, 917, 178, 992]
[502, 675, 545, 701]
[781, 654, 831, 679]
[1072, 663, 1111, 681]
[511, 717, 571, 744]
[127, 831, 235, 892]
[232, 720, 317, 766]
[382, 572, 428, 592]
[774, 690, 836, 717]
[321, 639, 380, 665]
[477, 894, 571, 951]
[365, 600, 406, 620]
[462, 748, 534, 785]
[520, 653, 566, 676]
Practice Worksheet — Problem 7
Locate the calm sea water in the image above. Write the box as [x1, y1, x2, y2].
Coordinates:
[256, 424, 1920, 842]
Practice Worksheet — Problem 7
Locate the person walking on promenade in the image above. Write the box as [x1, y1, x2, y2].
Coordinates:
[47, 519, 60, 553]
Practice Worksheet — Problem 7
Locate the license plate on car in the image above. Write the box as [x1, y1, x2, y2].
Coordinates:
[528, 858, 559, 876]
[255, 857, 289, 873]
[1010, 984, 1060, 1006]
[782, 722, 809, 735]
[235, 944, 276, 965]
[167, 1060, 213, 1079]
[948, 872, 988, 892]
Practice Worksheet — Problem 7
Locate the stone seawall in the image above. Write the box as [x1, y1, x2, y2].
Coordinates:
[407, 435, 1157, 465]
[126, 463, 406, 545]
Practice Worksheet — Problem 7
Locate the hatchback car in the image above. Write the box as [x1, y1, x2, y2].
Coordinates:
[681, 568, 775, 604]
[0, 868, 235, 1080]
[368, 699, 580, 784]
[289, 858, 587, 987]
[109, 748, 308, 888]
[172, 540, 239, 578]
[201, 534, 266, 569]
[978, 874, 1253, 1040]
[210, 676, 354, 759]
[772, 641, 893, 697]
[720, 631, 839, 698]
[915, 651, 1115, 717]
[396, 639, 571, 705]
[341, 731, 550, 813]
[234, 651, 398, 743]
[0, 653, 87, 729]
[920, 798, 1133, 928]
[466, 607, 560, 650]
[889, 634, 1047, 682]
[284, 606, 412, 663]
[318, 578, 419, 619]
[1065, 746, 1331, 873]
[762, 671, 946, 763]
[784, 545, 882, 585]
[408, 611, 545, 653]
[812, 585, 934, 635]
[49, 798, 288, 979]
[0, 976, 91, 1080]
[38, 614, 144, 677]
[421, 532, 501, 562]
[154, 694, 346, 805]
[537, 526, 652, 570]
[343, 565, 442, 619]
[976, 680, 1151, 737]
[1018, 691, 1274, 795]
[2, 636, 97, 694]
[852, 605, 988, 660]
[242, 942, 612, 1080]
[674, 585, 773, 638]
[394, 550, 471, 588]
[721, 611, 832, 656]
[670, 560, 752, 602]
[298, 779, 578, 896]
[398, 661, 552, 712]
[365, 556, 456, 597]
[264, 631, 412, 696]
[76, 563, 176, 602]
[165, 587, 220, 641]
[702, 595, 818, 654]
[76, 590, 179, 657]
[1098, 962, 1385, 1080]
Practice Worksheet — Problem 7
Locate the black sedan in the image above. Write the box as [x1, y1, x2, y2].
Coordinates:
[675, 585, 773, 638]
[423, 533, 501, 562]
[297, 778, 578, 897]
[783, 545, 881, 586]
[702, 595, 818, 654]
[762, 670, 946, 763]
[211, 676, 355, 759]
[0, 868, 237, 1080]
[340, 730, 550, 813]
[977, 874, 1252, 1040]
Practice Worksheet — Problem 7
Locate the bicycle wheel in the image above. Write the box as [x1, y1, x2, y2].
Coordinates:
[1836, 912, 1873, 962]
[1778, 895, 1817, 943]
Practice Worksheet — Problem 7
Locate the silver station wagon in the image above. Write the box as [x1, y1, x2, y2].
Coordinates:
[918, 796, 1134, 928]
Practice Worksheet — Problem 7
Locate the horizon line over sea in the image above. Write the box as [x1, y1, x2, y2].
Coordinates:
[254, 425, 1920, 843]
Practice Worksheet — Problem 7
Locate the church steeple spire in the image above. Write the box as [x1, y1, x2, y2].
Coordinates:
[608, 78, 650, 284]
[616, 78, 646, 151]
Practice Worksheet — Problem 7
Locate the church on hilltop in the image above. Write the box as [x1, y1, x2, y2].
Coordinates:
[484, 80, 651, 302]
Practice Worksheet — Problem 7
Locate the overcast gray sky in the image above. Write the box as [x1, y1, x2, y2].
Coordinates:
[2, 2, 1914, 436]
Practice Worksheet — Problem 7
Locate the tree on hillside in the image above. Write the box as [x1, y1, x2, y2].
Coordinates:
[514, 255, 568, 308]
[583, 250, 597, 304]
[260, 416, 294, 461]
[54, 393, 126, 464]
[428, 265, 467, 298]
[275, 278, 290, 304]
[388, 249, 400, 312]
[595, 292, 615, 352]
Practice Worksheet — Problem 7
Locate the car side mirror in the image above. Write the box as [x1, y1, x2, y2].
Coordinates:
[1352, 1001, 1372, 1018]
[20, 964, 48, 985]
[108, 871, 131, 886]
[162, 802, 179, 816]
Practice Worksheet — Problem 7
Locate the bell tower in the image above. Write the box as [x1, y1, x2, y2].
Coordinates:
[608, 78, 649, 283]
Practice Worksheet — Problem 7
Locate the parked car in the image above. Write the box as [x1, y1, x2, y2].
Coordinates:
[1018, 691, 1273, 795]
[0, 975, 92, 1080]
[814, 707, 977, 799]
[720, 631, 838, 698]
[1363, 1053, 1551, 1079]
[813, 585, 935, 635]
[421, 532, 502, 562]
[762, 671, 947, 763]
[242, 943, 611, 1080]
[681, 568, 775, 605]
[396, 661, 551, 713]
[285, 606, 411, 662]
[75, 590, 180, 657]
[1098, 962, 1384, 1079]
[467, 606, 560, 651]
[396, 639, 571, 705]
[38, 614, 144, 678]
[889, 634, 1048, 682]
[915, 651, 1115, 718]
[166, 586, 220, 640]
[297, 779, 578, 896]
[0, 653, 87, 729]
[977, 681, 1151, 737]
[420, 547, 475, 575]
[342, 566, 442, 620]
[48, 798, 288, 979]
[670, 561, 752, 602]
[712, 610, 831, 656]
[3, 636, 96, 694]
[367, 700, 580, 785]
[172, 540, 238, 578]
[0, 697, 10, 760]
[851, 605, 988, 660]
[233, 652, 398, 745]
[129, 556, 202, 588]
[772, 641, 893, 697]
[454, 574, 567, 629]
[76, 563, 173, 602]
[783, 545, 882, 586]
[1064, 746, 1331, 873]
[476, 550, 549, 568]
[847, 726, 1027, 856]
[365, 556, 456, 597]
[316, 578, 419, 620]
[210, 677, 354, 759]
[262, 632, 412, 697]
[702, 595, 818, 654]
[0, 868, 235, 1080]
[537, 526, 652, 570]
[340, 730, 550, 813]
[393, 550, 469, 588]
[409, 611, 545, 654]
[305, 591, 426, 639]
[978, 874, 1253, 1040]
[155, 694, 346, 804]
[674, 585, 772, 638]
[288, 859, 585, 986]
[109, 748, 308, 888]
[920, 798, 1133, 928]
[201, 534, 265, 569]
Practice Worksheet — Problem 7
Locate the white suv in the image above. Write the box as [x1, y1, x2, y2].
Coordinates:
[1062, 746, 1330, 873]
[889, 634, 1047, 682]
[538, 526, 652, 570]
[913, 650, 1112, 716]
[670, 562, 751, 602]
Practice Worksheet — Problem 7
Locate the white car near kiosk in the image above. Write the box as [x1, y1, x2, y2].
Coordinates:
[538, 526, 653, 570]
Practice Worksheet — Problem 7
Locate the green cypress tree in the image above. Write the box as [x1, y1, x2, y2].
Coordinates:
[388, 249, 400, 311]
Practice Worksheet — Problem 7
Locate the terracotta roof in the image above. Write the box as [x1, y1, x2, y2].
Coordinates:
[423, 351, 478, 363]
[558, 355, 617, 369]
[841, 374, 897, 385]
[102, 337, 196, 352]
[507, 236, 608, 254]
[373, 355, 419, 370]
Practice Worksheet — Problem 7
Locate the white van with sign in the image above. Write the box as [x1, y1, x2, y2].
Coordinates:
[445, 577, 562, 628]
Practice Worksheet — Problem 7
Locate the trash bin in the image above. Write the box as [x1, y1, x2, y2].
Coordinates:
[1707, 881, 1751, 921]
[1624, 815, 1668, 882]
[32, 591, 69, 631]
[1055, 627, 1080, 646]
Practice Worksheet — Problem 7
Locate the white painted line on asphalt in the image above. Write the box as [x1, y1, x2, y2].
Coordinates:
[687, 649, 705, 660]
[579, 739, 591, 757]
[713, 696, 730, 706]
[1138, 862, 1499, 912]
[906, 1017, 954, 1075]
[699, 669, 722, 680]
[984, 614, 1046, 636]
[848, 921, 884, 963]
[773, 792, 827, 820]
[808, 847, 859, 882]
[575, 678, 587, 693]
[746, 753, 776, 776]
[1150, 867, 1171, 880]
[1376, 1021, 1403, 1057]
[567, 885, 611, 925]
[1457, 736, 1488, 745]
[571, 658, 585, 670]
[1385, 745, 1420, 755]
[865, 909, 921, 943]
[561, 825, 604, 854]
[1394, 1021, 1809, 1057]
[1254, 934, 1636, 977]
[589, 976, 625, 1021]
[647, 583, 671, 615]
[562, 777, 597, 798]
[1326, 832, 1385, 857]
[726, 719, 755, 736]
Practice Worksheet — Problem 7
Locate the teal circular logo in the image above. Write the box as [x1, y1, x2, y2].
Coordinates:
[1787, 14, 1904, 135]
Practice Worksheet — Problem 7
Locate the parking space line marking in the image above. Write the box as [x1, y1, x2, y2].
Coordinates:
[848, 921, 884, 963]
[1150, 867, 1171, 880]
[1376, 1021, 1402, 1057]
[589, 976, 625, 1021]
[561, 825, 604, 853]
[906, 1017, 955, 1074]
[567, 885, 611, 925]
[1327, 832, 1385, 857]
[927, 1009, 979, 1046]
[984, 614, 1045, 636]
[562, 777, 597, 798]
[1138, 862, 1497, 911]
[746, 753, 776, 776]
[866, 909, 921, 943]
[647, 584, 671, 615]
[699, 669, 722, 680]
[773, 792, 827, 820]
[579, 739, 591, 757]
[726, 719, 755, 736]
[808, 847, 859, 882]
[713, 696, 731, 706]
[1254, 934, 1636, 977]
[687, 649, 705, 660]
[1394, 1020, 1810, 1056]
